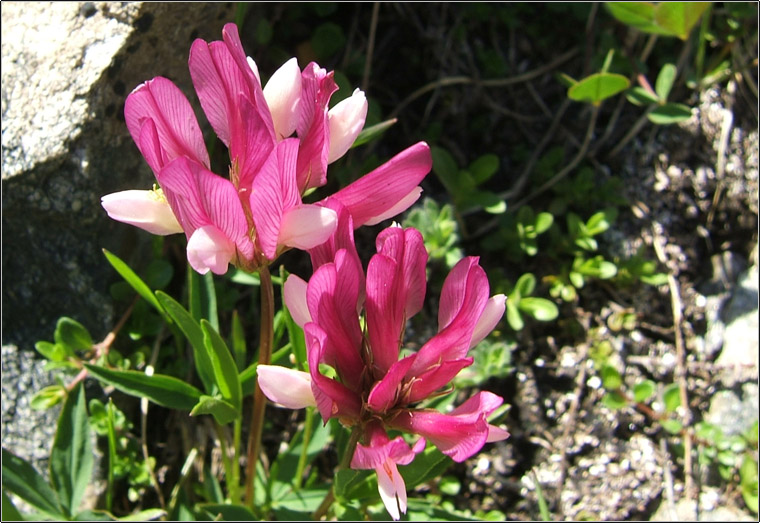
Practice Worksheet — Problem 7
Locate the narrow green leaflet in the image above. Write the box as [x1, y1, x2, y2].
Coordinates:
[399, 446, 452, 491]
[655, 63, 677, 101]
[334, 469, 377, 503]
[606, 2, 669, 35]
[102, 249, 167, 320]
[84, 364, 202, 410]
[648, 103, 692, 125]
[568, 73, 630, 105]
[1, 448, 63, 518]
[190, 395, 239, 425]
[351, 118, 398, 149]
[1, 490, 24, 521]
[50, 383, 93, 517]
[518, 297, 559, 322]
[155, 290, 215, 395]
[198, 503, 257, 521]
[231, 310, 247, 371]
[201, 320, 242, 411]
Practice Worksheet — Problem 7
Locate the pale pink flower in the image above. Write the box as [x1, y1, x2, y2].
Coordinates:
[102, 23, 431, 275]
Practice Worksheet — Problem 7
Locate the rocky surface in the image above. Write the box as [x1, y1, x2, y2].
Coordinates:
[2, 1, 235, 351]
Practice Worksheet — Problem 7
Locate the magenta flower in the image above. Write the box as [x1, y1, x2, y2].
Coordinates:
[102, 23, 431, 275]
[258, 203, 508, 519]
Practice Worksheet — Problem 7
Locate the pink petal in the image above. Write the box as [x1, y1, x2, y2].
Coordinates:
[469, 294, 506, 349]
[250, 139, 300, 260]
[294, 62, 338, 192]
[101, 190, 183, 235]
[375, 227, 428, 320]
[279, 204, 338, 250]
[390, 408, 489, 463]
[124, 77, 210, 171]
[330, 142, 432, 228]
[304, 323, 361, 422]
[263, 57, 303, 140]
[186, 224, 236, 275]
[363, 187, 423, 226]
[159, 157, 254, 262]
[365, 254, 404, 373]
[407, 259, 489, 378]
[366, 354, 416, 413]
[257, 365, 316, 409]
[405, 357, 473, 404]
[377, 461, 403, 521]
[327, 88, 367, 163]
[283, 274, 311, 328]
[305, 254, 364, 388]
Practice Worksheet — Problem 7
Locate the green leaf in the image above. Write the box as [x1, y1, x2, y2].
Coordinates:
[50, 383, 93, 517]
[116, 508, 167, 521]
[514, 273, 536, 298]
[640, 273, 669, 286]
[655, 63, 678, 101]
[606, 2, 665, 34]
[35, 340, 70, 362]
[54, 317, 93, 354]
[30, 384, 67, 410]
[600, 364, 623, 390]
[633, 380, 656, 403]
[663, 383, 681, 413]
[469, 154, 500, 185]
[2, 448, 63, 518]
[585, 208, 617, 236]
[351, 118, 397, 149]
[654, 2, 710, 40]
[648, 103, 692, 124]
[84, 364, 202, 410]
[431, 146, 461, 196]
[334, 469, 377, 502]
[740, 455, 759, 514]
[198, 503, 257, 521]
[399, 446, 452, 491]
[311, 22, 345, 61]
[661, 418, 683, 434]
[627, 86, 661, 106]
[568, 73, 630, 105]
[155, 291, 215, 395]
[102, 249, 166, 319]
[440, 475, 461, 496]
[602, 391, 628, 410]
[231, 310, 247, 371]
[190, 395, 239, 425]
[518, 297, 559, 322]
[1, 490, 24, 522]
[201, 320, 242, 411]
[239, 362, 258, 398]
[534, 212, 554, 234]
[506, 301, 524, 331]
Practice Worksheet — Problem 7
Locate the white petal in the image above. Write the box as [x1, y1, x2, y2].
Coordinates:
[257, 365, 316, 409]
[101, 190, 183, 235]
[283, 275, 311, 328]
[327, 88, 368, 163]
[376, 462, 401, 521]
[469, 294, 506, 349]
[186, 225, 235, 275]
[279, 205, 338, 250]
[263, 57, 302, 140]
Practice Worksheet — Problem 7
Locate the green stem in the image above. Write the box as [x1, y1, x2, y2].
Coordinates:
[294, 407, 316, 490]
[214, 422, 237, 502]
[233, 417, 242, 501]
[312, 426, 362, 521]
[244, 264, 275, 507]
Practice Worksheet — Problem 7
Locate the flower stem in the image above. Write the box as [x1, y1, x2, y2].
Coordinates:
[244, 264, 275, 507]
[294, 406, 315, 491]
[312, 425, 362, 520]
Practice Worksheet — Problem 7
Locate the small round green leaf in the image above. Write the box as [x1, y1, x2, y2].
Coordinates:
[55, 317, 93, 354]
[663, 383, 681, 413]
[661, 418, 683, 434]
[600, 364, 623, 390]
[518, 297, 559, 322]
[632, 379, 656, 403]
[602, 391, 628, 410]
[648, 103, 692, 125]
[568, 73, 631, 105]
[655, 63, 677, 101]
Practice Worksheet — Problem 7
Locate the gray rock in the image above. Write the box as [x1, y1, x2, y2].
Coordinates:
[705, 384, 759, 438]
[2, 2, 235, 350]
[1, 344, 60, 479]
